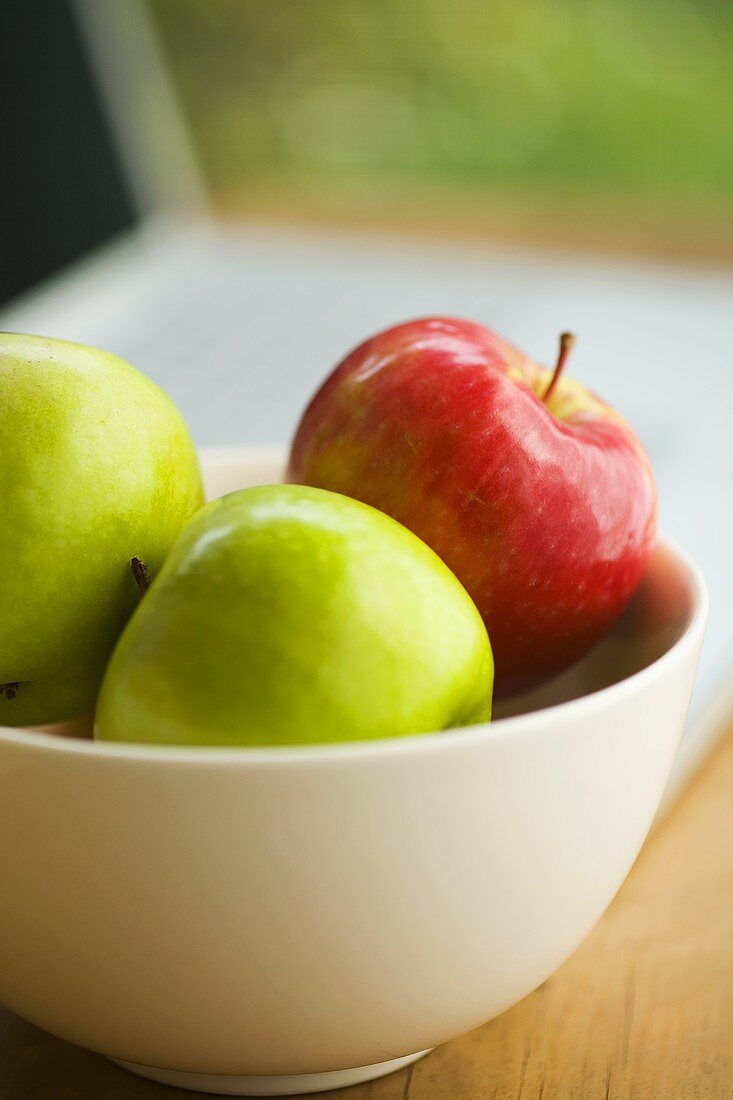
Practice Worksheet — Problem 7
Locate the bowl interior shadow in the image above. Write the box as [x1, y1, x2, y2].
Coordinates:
[494, 541, 695, 721]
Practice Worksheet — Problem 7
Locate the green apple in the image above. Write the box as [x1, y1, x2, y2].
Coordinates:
[0, 333, 204, 726]
[95, 485, 493, 747]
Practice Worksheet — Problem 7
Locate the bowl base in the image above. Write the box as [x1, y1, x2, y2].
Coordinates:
[111, 1048, 431, 1095]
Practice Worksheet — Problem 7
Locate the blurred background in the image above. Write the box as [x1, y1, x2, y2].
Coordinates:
[151, 0, 733, 263]
[3, 0, 733, 308]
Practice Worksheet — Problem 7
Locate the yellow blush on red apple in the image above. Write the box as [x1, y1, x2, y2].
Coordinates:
[288, 317, 657, 696]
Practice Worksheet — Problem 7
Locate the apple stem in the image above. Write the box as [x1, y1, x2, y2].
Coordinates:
[0, 682, 19, 701]
[131, 556, 152, 595]
[543, 332, 576, 404]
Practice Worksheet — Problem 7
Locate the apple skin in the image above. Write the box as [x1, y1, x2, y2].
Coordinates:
[287, 317, 657, 697]
[95, 484, 493, 747]
[0, 333, 204, 726]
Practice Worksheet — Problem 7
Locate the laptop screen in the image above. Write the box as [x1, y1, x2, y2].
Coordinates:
[1, 0, 138, 305]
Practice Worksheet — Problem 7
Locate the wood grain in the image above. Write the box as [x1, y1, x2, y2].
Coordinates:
[2, 725, 732, 1099]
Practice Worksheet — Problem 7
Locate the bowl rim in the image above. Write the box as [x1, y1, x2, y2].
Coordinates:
[0, 534, 708, 767]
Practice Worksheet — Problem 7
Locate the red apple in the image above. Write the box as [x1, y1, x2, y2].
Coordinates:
[287, 317, 657, 697]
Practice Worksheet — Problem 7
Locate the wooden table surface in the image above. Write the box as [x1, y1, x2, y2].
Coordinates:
[2, 725, 732, 1100]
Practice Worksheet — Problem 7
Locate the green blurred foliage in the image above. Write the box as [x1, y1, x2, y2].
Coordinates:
[151, 0, 733, 215]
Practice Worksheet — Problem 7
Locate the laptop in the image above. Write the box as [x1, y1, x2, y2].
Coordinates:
[2, 0, 731, 811]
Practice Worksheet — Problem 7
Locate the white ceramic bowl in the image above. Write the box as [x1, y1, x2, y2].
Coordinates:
[0, 449, 707, 1097]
